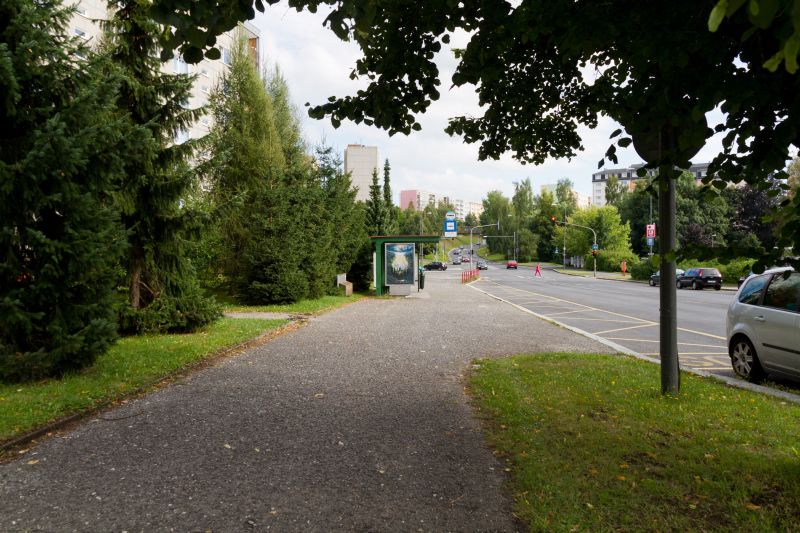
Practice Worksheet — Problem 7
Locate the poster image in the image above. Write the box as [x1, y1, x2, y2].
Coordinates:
[385, 243, 415, 285]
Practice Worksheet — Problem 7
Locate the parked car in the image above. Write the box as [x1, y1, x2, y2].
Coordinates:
[452, 257, 462, 265]
[649, 269, 685, 287]
[506, 260, 518, 269]
[727, 267, 799, 382]
[477, 260, 488, 270]
[676, 267, 722, 290]
[423, 261, 447, 271]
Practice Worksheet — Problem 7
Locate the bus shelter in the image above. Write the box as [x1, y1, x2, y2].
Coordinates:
[369, 235, 441, 296]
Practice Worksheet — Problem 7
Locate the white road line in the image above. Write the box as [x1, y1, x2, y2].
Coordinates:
[605, 338, 725, 348]
[592, 324, 658, 335]
[547, 309, 596, 317]
[555, 317, 642, 323]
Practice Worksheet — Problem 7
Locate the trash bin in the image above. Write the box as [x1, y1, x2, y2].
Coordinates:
[418, 268, 425, 290]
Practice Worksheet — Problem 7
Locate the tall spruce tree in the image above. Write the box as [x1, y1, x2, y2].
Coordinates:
[365, 168, 389, 235]
[103, 0, 218, 333]
[0, 0, 128, 380]
[206, 38, 312, 303]
[382, 159, 397, 234]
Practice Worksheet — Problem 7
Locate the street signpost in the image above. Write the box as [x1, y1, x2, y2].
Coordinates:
[646, 223, 656, 255]
[444, 211, 457, 238]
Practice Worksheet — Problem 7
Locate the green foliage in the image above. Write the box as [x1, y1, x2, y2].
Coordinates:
[117, 280, 222, 335]
[103, 0, 216, 332]
[0, 0, 128, 381]
[591, 249, 639, 273]
[558, 205, 633, 259]
[629, 256, 658, 280]
[364, 168, 389, 235]
[604, 175, 628, 207]
[677, 257, 754, 284]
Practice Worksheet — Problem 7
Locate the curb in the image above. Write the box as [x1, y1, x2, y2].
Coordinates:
[468, 282, 800, 405]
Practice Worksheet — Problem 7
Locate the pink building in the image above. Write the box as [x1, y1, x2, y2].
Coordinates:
[399, 190, 420, 210]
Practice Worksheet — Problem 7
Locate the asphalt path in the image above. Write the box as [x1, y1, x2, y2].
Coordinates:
[1, 273, 614, 532]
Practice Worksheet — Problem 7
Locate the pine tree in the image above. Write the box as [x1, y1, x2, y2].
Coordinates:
[103, 0, 219, 333]
[206, 37, 311, 303]
[0, 0, 128, 380]
[382, 159, 398, 233]
[365, 168, 389, 235]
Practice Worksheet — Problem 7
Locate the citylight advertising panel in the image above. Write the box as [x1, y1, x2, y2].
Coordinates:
[385, 243, 415, 285]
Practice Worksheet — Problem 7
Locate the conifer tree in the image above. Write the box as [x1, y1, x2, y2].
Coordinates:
[206, 38, 311, 303]
[0, 0, 128, 380]
[382, 159, 398, 234]
[103, 0, 219, 333]
[365, 168, 389, 235]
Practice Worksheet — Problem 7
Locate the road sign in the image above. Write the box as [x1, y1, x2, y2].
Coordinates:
[646, 223, 656, 238]
[592, 243, 599, 251]
[647, 237, 654, 247]
[444, 219, 457, 238]
[445, 211, 456, 221]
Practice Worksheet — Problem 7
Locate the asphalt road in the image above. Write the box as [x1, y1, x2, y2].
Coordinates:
[428, 257, 735, 377]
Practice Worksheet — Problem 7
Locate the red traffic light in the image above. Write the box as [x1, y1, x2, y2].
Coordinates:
[550, 216, 557, 224]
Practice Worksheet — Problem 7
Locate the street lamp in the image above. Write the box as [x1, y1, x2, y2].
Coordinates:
[470, 222, 500, 266]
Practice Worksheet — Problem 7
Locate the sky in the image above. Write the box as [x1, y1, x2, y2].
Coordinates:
[252, 3, 726, 207]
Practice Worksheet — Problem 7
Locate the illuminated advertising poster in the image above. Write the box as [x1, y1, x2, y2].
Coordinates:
[385, 243, 415, 285]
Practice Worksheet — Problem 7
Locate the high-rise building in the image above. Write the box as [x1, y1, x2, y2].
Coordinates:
[540, 184, 592, 208]
[69, 1, 260, 142]
[591, 163, 711, 206]
[344, 145, 379, 202]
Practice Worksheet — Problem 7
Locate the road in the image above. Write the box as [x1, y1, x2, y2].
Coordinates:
[429, 253, 736, 378]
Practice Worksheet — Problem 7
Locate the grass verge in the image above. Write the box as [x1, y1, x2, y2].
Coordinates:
[0, 318, 286, 446]
[224, 294, 363, 314]
[468, 353, 800, 532]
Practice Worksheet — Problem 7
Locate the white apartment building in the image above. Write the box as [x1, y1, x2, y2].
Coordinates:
[69, 1, 260, 142]
[591, 163, 711, 206]
[399, 189, 484, 220]
[344, 145, 379, 202]
[540, 184, 592, 208]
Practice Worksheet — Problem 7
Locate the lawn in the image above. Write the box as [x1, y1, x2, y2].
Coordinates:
[469, 354, 800, 532]
[0, 318, 286, 446]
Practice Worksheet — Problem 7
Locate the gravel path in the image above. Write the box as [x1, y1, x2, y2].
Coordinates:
[0, 274, 615, 532]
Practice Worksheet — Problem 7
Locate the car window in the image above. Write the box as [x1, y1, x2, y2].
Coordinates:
[704, 269, 721, 277]
[685, 269, 696, 277]
[763, 272, 800, 312]
[738, 274, 770, 305]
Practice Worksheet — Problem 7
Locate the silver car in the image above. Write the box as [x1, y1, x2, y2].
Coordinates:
[726, 267, 799, 381]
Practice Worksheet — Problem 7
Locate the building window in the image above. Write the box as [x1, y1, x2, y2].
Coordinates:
[222, 47, 232, 65]
[74, 27, 86, 37]
[201, 85, 209, 94]
[200, 68, 209, 77]
[201, 117, 210, 126]
[76, 4, 87, 15]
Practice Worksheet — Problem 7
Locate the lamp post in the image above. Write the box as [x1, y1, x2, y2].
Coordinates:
[470, 222, 500, 267]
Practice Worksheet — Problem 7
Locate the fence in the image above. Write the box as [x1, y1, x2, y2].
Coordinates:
[461, 269, 480, 283]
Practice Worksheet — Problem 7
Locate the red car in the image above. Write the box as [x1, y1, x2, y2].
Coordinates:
[506, 260, 518, 269]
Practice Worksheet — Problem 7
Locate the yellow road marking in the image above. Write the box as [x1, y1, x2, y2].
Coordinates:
[605, 338, 725, 348]
[547, 309, 596, 317]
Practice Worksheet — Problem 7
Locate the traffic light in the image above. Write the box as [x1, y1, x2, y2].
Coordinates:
[591, 249, 598, 256]
[550, 215, 557, 225]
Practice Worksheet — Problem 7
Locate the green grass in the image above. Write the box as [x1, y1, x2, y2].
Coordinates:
[469, 354, 800, 532]
[0, 318, 286, 445]
[224, 294, 363, 314]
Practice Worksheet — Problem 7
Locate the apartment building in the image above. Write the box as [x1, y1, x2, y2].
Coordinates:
[540, 184, 592, 208]
[399, 189, 484, 220]
[69, 1, 260, 142]
[344, 145, 379, 202]
[591, 163, 711, 206]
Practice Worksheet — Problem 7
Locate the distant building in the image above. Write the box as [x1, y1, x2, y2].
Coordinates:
[540, 184, 592, 208]
[399, 189, 484, 220]
[591, 163, 711, 207]
[344, 145, 379, 202]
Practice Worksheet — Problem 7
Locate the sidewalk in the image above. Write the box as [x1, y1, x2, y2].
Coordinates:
[0, 275, 614, 532]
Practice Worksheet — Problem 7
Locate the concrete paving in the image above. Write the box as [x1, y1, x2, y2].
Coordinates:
[0, 274, 615, 532]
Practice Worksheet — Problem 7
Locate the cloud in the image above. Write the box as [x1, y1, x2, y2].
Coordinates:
[253, 3, 723, 205]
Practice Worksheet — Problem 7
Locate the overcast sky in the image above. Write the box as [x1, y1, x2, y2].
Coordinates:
[252, 3, 725, 206]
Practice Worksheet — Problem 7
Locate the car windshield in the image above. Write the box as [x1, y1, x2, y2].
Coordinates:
[700, 268, 721, 277]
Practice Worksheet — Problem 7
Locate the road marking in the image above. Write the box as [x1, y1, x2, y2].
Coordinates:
[547, 309, 596, 317]
[676, 327, 726, 341]
[555, 317, 642, 323]
[592, 324, 658, 335]
[605, 338, 725, 348]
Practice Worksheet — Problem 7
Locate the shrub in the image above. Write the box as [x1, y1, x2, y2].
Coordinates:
[117, 283, 221, 335]
[590, 249, 640, 273]
[630, 257, 658, 280]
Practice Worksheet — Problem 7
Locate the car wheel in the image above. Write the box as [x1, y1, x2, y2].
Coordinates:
[676, 280, 682, 289]
[692, 280, 701, 290]
[714, 285, 721, 291]
[730, 336, 766, 382]
[649, 279, 655, 286]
